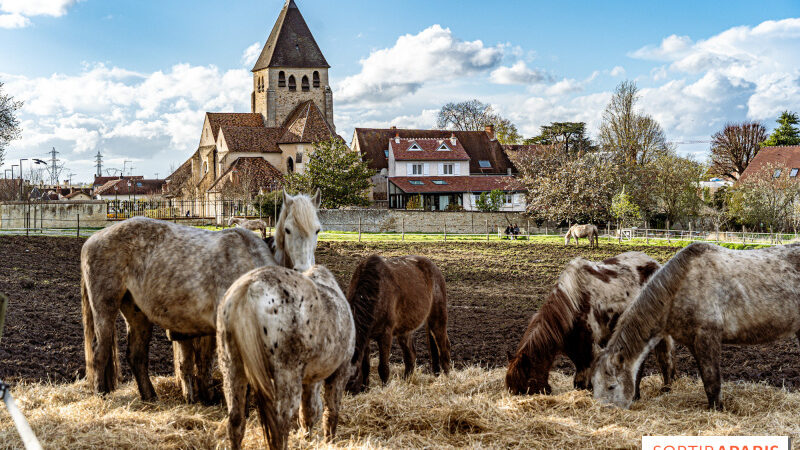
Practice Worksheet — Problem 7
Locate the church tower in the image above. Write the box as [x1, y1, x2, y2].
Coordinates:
[251, 0, 335, 132]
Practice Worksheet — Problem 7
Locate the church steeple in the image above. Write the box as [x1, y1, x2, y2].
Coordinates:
[251, 0, 334, 131]
[251, 0, 329, 71]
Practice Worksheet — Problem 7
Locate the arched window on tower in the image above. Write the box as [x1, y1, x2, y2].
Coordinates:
[278, 71, 286, 88]
[288, 75, 296, 91]
[287, 156, 294, 173]
[301, 75, 309, 92]
[313, 71, 320, 88]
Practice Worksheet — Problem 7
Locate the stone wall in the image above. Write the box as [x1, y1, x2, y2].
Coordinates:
[318, 209, 538, 234]
[0, 201, 109, 229]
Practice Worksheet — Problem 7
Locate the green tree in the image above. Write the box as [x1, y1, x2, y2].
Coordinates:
[253, 190, 284, 221]
[611, 187, 641, 227]
[285, 138, 375, 209]
[762, 111, 800, 147]
[436, 99, 521, 144]
[476, 189, 505, 212]
[727, 162, 800, 231]
[0, 81, 23, 168]
[651, 153, 704, 224]
[524, 122, 595, 155]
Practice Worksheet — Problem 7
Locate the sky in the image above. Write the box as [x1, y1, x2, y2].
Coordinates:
[1, 0, 799, 182]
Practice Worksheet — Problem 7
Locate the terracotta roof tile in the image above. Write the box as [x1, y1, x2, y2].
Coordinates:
[206, 113, 264, 140]
[279, 100, 335, 143]
[390, 137, 470, 161]
[208, 157, 284, 193]
[96, 178, 165, 196]
[738, 146, 800, 183]
[220, 126, 284, 153]
[389, 176, 524, 194]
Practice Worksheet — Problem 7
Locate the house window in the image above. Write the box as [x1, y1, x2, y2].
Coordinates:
[296, 152, 303, 164]
[791, 168, 799, 177]
[432, 180, 447, 185]
[278, 71, 286, 87]
[409, 180, 424, 185]
[287, 156, 294, 173]
[301, 75, 310, 92]
[437, 143, 450, 151]
[504, 193, 513, 204]
[774, 169, 782, 178]
[288, 75, 296, 91]
[313, 71, 320, 88]
[203, 161, 208, 173]
[412, 163, 423, 175]
[408, 144, 421, 151]
[442, 164, 454, 175]
[478, 160, 491, 168]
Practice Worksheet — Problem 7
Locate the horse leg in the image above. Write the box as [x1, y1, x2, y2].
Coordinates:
[299, 381, 323, 435]
[398, 333, 416, 379]
[427, 304, 451, 376]
[360, 348, 371, 391]
[633, 358, 647, 401]
[273, 371, 302, 450]
[322, 363, 349, 440]
[655, 336, 675, 392]
[377, 331, 393, 384]
[175, 340, 198, 403]
[193, 335, 216, 404]
[427, 326, 441, 375]
[119, 297, 157, 401]
[218, 330, 248, 450]
[691, 332, 723, 410]
[88, 291, 123, 395]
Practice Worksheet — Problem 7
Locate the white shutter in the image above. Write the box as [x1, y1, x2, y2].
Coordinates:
[454, 163, 461, 175]
[406, 163, 412, 176]
[423, 163, 430, 176]
[438, 163, 444, 175]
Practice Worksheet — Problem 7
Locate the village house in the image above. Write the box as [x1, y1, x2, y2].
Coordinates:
[94, 177, 165, 201]
[352, 125, 526, 211]
[163, 0, 339, 217]
[737, 145, 800, 183]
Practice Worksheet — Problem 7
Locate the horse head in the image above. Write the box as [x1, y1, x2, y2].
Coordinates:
[275, 189, 322, 272]
[592, 349, 635, 408]
[227, 216, 237, 226]
[505, 351, 552, 395]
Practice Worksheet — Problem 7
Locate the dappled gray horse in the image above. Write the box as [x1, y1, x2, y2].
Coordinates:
[593, 242, 800, 410]
[228, 216, 268, 239]
[81, 190, 321, 402]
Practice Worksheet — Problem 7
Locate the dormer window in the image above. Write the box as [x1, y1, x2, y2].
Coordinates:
[301, 75, 310, 92]
[791, 168, 799, 177]
[478, 160, 491, 168]
[278, 71, 286, 88]
[288, 75, 296, 91]
[437, 143, 450, 151]
[313, 71, 320, 88]
[408, 143, 422, 151]
[774, 169, 782, 178]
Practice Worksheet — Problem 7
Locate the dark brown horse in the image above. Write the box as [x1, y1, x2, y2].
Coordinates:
[506, 251, 674, 396]
[345, 255, 451, 393]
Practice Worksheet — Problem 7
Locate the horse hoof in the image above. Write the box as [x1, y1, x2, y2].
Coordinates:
[660, 386, 672, 393]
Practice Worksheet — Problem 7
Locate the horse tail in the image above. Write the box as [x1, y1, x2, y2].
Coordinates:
[81, 274, 119, 390]
[229, 293, 280, 447]
[346, 255, 383, 363]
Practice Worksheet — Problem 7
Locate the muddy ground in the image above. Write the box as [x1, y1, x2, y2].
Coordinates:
[1, 236, 799, 390]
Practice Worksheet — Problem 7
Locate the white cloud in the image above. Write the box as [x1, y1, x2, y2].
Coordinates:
[241, 42, 261, 67]
[490, 61, 550, 85]
[0, 0, 79, 28]
[336, 24, 503, 105]
[609, 66, 625, 77]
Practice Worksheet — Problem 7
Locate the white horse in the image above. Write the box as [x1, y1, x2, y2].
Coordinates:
[228, 216, 268, 239]
[565, 224, 599, 248]
[217, 265, 355, 450]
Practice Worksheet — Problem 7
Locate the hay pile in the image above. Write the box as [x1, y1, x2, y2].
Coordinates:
[2, 364, 800, 449]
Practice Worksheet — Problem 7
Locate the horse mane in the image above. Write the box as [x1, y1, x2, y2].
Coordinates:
[345, 255, 384, 363]
[608, 242, 713, 360]
[517, 258, 592, 358]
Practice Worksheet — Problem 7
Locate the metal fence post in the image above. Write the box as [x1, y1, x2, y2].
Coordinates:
[77, 214, 80, 239]
[25, 212, 29, 236]
[358, 216, 362, 242]
[443, 219, 447, 242]
[402, 217, 405, 241]
[486, 219, 489, 242]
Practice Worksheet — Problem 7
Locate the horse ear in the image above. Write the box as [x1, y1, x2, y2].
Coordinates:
[311, 188, 321, 208]
[283, 188, 293, 206]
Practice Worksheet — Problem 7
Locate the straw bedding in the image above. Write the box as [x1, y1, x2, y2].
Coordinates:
[2, 363, 799, 449]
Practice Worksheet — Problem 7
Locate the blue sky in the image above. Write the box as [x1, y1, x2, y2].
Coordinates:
[1, 0, 799, 181]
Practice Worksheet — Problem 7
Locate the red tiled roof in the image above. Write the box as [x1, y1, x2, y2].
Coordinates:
[279, 100, 335, 144]
[738, 146, 800, 183]
[354, 128, 516, 173]
[208, 157, 284, 193]
[390, 137, 470, 161]
[220, 126, 284, 153]
[96, 178, 165, 196]
[206, 113, 264, 140]
[389, 176, 524, 194]
[93, 175, 141, 187]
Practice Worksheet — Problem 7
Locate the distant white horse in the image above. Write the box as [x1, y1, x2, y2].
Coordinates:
[217, 265, 355, 450]
[565, 224, 599, 248]
[228, 216, 267, 239]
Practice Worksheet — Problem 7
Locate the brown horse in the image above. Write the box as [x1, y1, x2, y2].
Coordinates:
[506, 252, 674, 396]
[565, 224, 599, 248]
[345, 255, 451, 393]
[594, 242, 800, 410]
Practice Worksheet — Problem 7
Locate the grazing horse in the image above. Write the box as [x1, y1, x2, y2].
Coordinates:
[506, 252, 674, 396]
[217, 265, 354, 450]
[565, 224, 599, 248]
[228, 216, 267, 239]
[593, 242, 800, 410]
[345, 255, 451, 394]
[81, 190, 321, 402]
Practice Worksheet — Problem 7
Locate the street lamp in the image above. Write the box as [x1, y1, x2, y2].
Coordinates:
[19, 158, 27, 200]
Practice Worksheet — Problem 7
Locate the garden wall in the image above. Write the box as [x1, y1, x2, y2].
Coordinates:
[318, 209, 537, 234]
[0, 201, 109, 229]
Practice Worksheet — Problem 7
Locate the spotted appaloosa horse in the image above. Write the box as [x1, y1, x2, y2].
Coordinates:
[81, 190, 321, 403]
[593, 242, 800, 410]
[345, 255, 451, 394]
[565, 224, 599, 248]
[506, 252, 674, 396]
[217, 265, 354, 450]
[228, 216, 268, 239]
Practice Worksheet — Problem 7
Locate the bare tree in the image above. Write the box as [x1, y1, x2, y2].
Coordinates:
[436, 99, 522, 144]
[0, 81, 23, 168]
[709, 121, 767, 181]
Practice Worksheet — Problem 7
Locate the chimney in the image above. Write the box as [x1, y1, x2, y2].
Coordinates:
[450, 132, 457, 146]
[394, 132, 400, 144]
[485, 124, 495, 139]
[507, 168, 512, 175]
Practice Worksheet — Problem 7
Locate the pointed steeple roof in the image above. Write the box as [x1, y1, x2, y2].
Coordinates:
[252, 0, 330, 71]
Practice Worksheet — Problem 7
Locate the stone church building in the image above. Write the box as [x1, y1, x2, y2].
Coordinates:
[163, 0, 338, 215]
